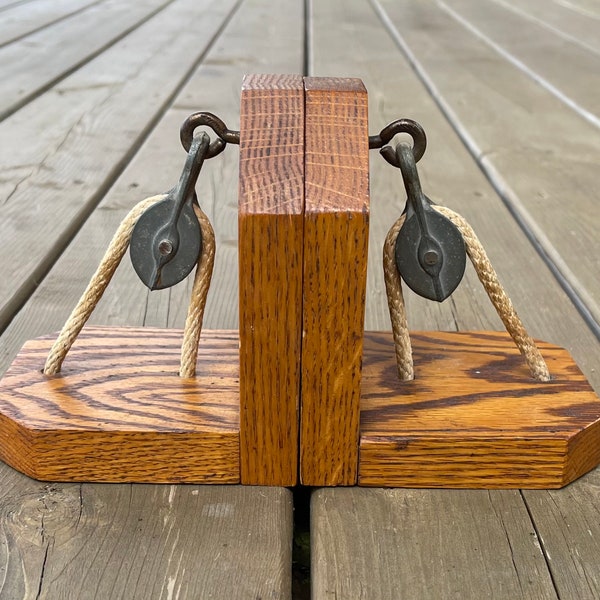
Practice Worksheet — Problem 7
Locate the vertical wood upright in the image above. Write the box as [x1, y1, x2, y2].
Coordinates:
[238, 74, 305, 485]
[300, 78, 370, 485]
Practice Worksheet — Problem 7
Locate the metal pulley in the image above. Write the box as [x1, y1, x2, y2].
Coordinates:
[381, 141, 466, 302]
[130, 133, 210, 290]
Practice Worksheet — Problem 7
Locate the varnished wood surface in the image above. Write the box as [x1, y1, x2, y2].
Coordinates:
[238, 74, 304, 485]
[300, 77, 370, 486]
[0, 327, 240, 482]
[359, 331, 600, 488]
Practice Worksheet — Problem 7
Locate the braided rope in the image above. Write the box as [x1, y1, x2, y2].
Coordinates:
[383, 207, 551, 382]
[383, 213, 414, 381]
[179, 205, 215, 378]
[44, 195, 215, 377]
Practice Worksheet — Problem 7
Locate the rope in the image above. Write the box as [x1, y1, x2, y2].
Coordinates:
[179, 205, 215, 378]
[383, 206, 551, 383]
[44, 195, 215, 377]
[383, 213, 414, 381]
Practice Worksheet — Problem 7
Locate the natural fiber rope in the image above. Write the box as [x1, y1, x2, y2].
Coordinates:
[44, 195, 215, 377]
[179, 205, 215, 378]
[383, 206, 551, 383]
[383, 213, 414, 381]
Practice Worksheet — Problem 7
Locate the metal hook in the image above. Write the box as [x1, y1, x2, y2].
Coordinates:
[369, 118, 427, 166]
[180, 112, 239, 156]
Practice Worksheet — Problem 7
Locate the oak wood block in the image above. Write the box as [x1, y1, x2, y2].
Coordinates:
[300, 77, 370, 486]
[359, 331, 600, 488]
[238, 74, 305, 486]
[0, 327, 240, 483]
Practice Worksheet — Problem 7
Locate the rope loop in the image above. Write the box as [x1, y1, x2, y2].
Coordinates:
[384, 205, 551, 383]
[44, 195, 215, 378]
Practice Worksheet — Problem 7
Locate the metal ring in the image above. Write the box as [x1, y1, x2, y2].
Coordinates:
[180, 112, 239, 157]
[369, 118, 427, 165]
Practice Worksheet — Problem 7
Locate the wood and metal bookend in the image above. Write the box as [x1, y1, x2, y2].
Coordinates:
[1, 75, 600, 488]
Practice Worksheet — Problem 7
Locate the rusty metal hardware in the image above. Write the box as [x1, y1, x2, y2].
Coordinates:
[130, 112, 239, 291]
[180, 111, 239, 155]
[369, 118, 427, 165]
[130, 133, 209, 290]
[375, 124, 466, 302]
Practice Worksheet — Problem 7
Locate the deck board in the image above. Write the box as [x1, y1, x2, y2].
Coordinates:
[0, 0, 174, 119]
[490, 0, 600, 55]
[0, 470, 292, 599]
[312, 488, 557, 600]
[0, 0, 238, 332]
[442, 0, 600, 118]
[524, 468, 600, 598]
[0, 0, 102, 48]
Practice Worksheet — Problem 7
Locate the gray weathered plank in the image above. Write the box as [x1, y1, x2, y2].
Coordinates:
[0, 468, 292, 599]
[496, 0, 600, 55]
[523, 469, 600, 599]
[0, 0, 101, 47]
[441, 0, 600, 123]
[0, 0, 238, 332]
[310, 0, 600, 597]
[375, 0, 600, 328]
[0, 0, 173, 120]
[0, 0, 304, 345]
[312, 488, 556, 600]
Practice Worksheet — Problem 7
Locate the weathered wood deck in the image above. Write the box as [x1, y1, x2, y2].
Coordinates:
[1, 0, 599, 597]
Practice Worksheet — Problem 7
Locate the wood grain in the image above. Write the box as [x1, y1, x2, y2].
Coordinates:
[300, 77, 370, 486]
[0, 473, 292, 599]
[238, 74, 304, 486]
[312, 487, 558, 600]
[0, 327, 240, 483]
[359, 331, 600, 488]
[0, 0, 172, 119]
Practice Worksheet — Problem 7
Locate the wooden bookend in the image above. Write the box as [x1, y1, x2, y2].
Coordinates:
[0, 328, 239, 483]
[238, 74, 305, 485]
[358, 331, 600, 488]
[300, 78, 370, 486]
